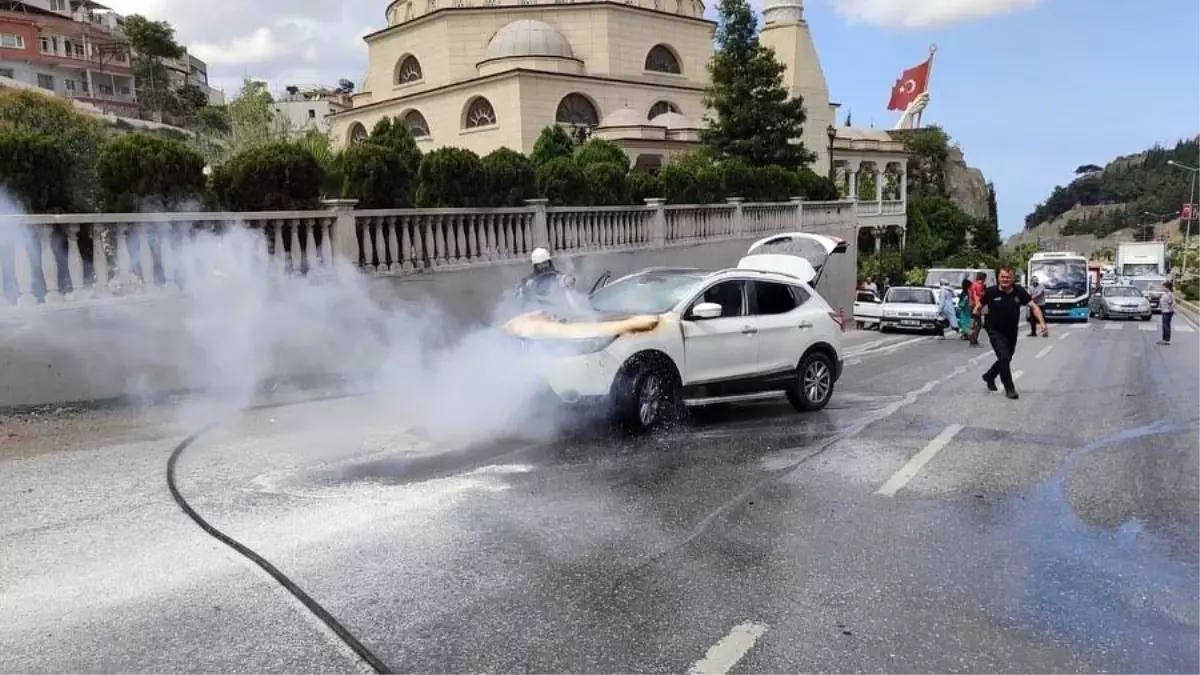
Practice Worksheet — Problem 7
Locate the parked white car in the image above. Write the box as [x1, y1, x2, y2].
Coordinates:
[504, 233, 849, 431]
[853, 288, 883, 329]
[878, 286, 943, 333]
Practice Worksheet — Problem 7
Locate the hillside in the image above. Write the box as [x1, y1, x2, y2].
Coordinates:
[1016, 137, 1198, 246]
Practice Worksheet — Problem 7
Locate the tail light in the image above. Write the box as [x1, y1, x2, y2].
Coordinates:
[829, 310, 845, 331]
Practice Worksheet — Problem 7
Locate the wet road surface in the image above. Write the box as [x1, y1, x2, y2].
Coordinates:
[2, 318, 1198, 673]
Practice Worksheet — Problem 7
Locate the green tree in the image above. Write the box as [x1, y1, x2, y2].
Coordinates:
[339, 142, 412, 208]
[627, 171, 662, 204]
[0, 89, 105, 210]
[582, 162, 628, 205]
[535, 157, 588, 206]
[415, 147, 486, 207]
[95, 134, 206, 212]
[796, 167, 840, 201]
[120, 15, 186, 121]
[574, 138, 630, 173]
[482, 147, 535, 207]
[700, 0, 814, 169]
[0, 130, 73, 213]
[212, 142, 325, 211]
[227, 79, 277, 154]
[367, 116, 422, 177]
[530, 125, 575, 167]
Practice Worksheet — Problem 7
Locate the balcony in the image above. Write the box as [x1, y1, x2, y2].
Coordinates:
[65, 89, 136, 104]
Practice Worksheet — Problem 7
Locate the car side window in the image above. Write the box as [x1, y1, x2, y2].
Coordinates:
[689, 280, 745, 317]
[856, 291, 875, 303]
[750, 281, 799, 315]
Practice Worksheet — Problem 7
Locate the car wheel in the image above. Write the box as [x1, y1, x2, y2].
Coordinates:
[787, 351, 835, 412]
[614, 363, 679, 432]
[1141, 315, 1152, 322]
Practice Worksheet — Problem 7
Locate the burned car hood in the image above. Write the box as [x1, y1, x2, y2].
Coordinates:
[504, 310, 661, 339]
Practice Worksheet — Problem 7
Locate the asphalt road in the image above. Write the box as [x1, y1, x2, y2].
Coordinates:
[2, 315, 1198, 674]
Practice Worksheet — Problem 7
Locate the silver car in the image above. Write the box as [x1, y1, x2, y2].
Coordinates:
[1088, 284, 1152, 321]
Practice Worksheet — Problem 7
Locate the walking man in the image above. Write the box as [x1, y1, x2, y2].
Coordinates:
[975, 266, 1047, 399]
[966, 271, 987, 347]
[1157, 280, 1176, 345]
[1026, 275, 1047, 337]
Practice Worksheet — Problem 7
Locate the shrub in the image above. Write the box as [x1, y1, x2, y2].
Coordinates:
[367, 116, 422, 176]
[0, 89, 106, 210]
[214, 142, 326, 211]
[482, 147, 535, 207]
[530, 125, 575, 167]
[797, 167, 840, 201]
[661, 161, 725, 204]
[574, 138, 630, 174]
[626, 171, 662, 204]
[339, 142, 413, 209]
[0, 130, 73, 213]
[535, 156, 588, 206]
[716, 158, 756, 201]
[582, 162, 628, 206]
[415, 147, 486, 208]
[755, 165, 801, 202]
[95, 134, 207, 212]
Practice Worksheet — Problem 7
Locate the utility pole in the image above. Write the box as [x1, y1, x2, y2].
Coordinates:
[1168, 159, 1198, 283]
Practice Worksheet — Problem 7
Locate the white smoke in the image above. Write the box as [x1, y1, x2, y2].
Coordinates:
[0, 191, 572, 448]
[827, 0, 1042, 29]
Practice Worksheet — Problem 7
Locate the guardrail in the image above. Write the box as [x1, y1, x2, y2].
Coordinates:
[0, 196, 904, 308]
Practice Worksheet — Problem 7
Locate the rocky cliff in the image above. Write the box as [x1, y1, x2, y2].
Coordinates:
[942, 146, 991, 221]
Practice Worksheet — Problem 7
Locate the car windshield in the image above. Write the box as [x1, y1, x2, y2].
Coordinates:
[1029, 259, 1088, 298]
[924, 269, 993, 287]
[886, 288, 935, 304]
[588, 271, 705, 314]
[1104, 286, 1142, 298]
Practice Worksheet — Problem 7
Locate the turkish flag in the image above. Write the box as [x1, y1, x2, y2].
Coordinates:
[887, 57, 932, 111]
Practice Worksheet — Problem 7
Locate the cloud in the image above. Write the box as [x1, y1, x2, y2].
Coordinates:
[827, 0, 1043, 29]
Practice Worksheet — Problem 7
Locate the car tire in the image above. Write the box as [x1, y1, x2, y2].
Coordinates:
[1141, 315, 1152, 322]
[787, 351, 835, 412]
[613, 363, 680, 433]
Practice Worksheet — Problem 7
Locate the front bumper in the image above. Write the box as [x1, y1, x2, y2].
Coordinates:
[1105, 306, 1152, 319]
[515, 338, 624, 404]
[880, 316, 939, 331]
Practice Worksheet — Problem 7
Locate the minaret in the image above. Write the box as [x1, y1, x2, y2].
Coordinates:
[759, 0, 837, 172]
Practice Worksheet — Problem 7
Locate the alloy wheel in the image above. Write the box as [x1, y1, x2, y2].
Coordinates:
[804, 361, 831, 404]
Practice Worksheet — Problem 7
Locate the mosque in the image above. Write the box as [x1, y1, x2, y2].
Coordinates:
[328, 0, 908, 197]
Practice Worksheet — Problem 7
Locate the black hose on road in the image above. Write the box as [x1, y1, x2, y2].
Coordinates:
[166, 421, 393, 674]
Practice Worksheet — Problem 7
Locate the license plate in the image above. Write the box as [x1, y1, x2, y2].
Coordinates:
[1047, 309, 1066, 315]
[901, 320, 920, 326]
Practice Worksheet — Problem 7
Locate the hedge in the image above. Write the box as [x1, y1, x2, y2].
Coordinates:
[95, 134, 206, 212]
[0, 130, 74, 213]
[339, 142, 413, 209]
[212, 142, 326, 211]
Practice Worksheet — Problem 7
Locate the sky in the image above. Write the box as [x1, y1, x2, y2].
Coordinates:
[98, 0, 1200, 238]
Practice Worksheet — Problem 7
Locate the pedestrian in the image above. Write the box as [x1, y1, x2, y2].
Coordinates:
[957, 278, 973, 338]
[1157, 280, 1175, 345]
[975, 266, 1048, 400]
[879, 276, 891, 297]
[1026, 274, 1047, 337]
[937, 279, 957, 339]
[966, 271, 987, 347]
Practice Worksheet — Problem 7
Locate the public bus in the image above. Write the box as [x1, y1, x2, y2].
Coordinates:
[1026, 251, 1092, 322]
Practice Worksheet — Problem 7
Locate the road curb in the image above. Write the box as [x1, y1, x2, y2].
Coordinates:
[1178, 299, 1199, 324]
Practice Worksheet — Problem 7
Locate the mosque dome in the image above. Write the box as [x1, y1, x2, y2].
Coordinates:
[484, 20, 574, 61]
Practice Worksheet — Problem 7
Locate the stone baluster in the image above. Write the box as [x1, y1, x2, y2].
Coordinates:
[114, 224, 134, 291]
[456, 213, 469, 264]
[159, 224, 181, 292]
[305, 217, 320, 272]
[12, 233, 36, 306]
[64, 225, 85, 299]
[38, 227, 61, 303]
[320, 218, 334, 269]
[288, 219, 303, 274]
[421, 216, 434, 268]
[138, 225, 159, 292]
[90, 225, 110, 297]
[380, 216, 396, 272]
[500, 215, 512, 258]
[272, 222, 286, 276]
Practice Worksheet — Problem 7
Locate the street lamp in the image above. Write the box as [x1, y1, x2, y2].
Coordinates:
[826, 124, 837, 182]
[1167, 159, 1199, 281]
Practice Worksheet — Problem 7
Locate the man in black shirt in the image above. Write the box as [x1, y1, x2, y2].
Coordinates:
[973, 266, 1047, 399]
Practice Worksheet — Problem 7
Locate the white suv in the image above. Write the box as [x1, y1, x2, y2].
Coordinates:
[504, 233, 849, 431]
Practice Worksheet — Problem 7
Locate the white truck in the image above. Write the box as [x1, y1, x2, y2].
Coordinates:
[1115, 242, 1168, 280]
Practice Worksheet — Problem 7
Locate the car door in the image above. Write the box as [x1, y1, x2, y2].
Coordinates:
[679, 279, 758, 385]
[748, 280, 809, 375]
[853, 290, 882, 325]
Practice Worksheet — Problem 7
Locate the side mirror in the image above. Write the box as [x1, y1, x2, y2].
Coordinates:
[691, 302, 724, 320]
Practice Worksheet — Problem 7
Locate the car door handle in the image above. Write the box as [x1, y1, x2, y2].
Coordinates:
[741, 327, 758, 335]
[797, 321, 813, 329]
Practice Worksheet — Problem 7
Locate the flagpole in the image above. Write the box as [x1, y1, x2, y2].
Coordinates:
[915, 44, 936, 128]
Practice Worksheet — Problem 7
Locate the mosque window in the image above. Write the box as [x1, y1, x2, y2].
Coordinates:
[644, 44, 681, 74]
[648, 100, 680, 119]
[464, 96, 497, 128]
[403, 110, 430, 137]
[396, 55, 423, 84]
[555, 93, 600, 127]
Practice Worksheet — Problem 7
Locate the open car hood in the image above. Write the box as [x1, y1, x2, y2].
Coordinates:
[504, 311, 661, 339]
[737, 232, 848, 285]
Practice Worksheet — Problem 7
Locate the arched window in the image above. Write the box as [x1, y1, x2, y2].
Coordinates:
[395, 55, 423, 84]
[555, 93, 599, 127]
[403, 110, 429, 137]
[648, 100, 680, 119]
[347, 122, 368, 145]
[644, 44, 681, 74]
[463, 96, 497, 128]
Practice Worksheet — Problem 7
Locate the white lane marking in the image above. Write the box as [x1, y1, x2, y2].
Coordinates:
[1138, 324, 1157, 331]
[1013, 369, 1025, 381]
[1058, 331, 1071, 341]
[845, 358, 863, 366]
[1035, 345, 1053, 359]
[689, 622, 769, 675]
[1104, 322, 1123, 331]
[876, 424, 965, 497]
[845, 335, 928, 358]
[1177, 324, 1196, 333]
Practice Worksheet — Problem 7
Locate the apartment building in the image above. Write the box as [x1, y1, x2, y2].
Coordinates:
[0, 0, 221, 116]
[273, 85, 351, 135]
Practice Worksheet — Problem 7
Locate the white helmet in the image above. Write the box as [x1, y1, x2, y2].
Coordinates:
[531, 247, 551, 265]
